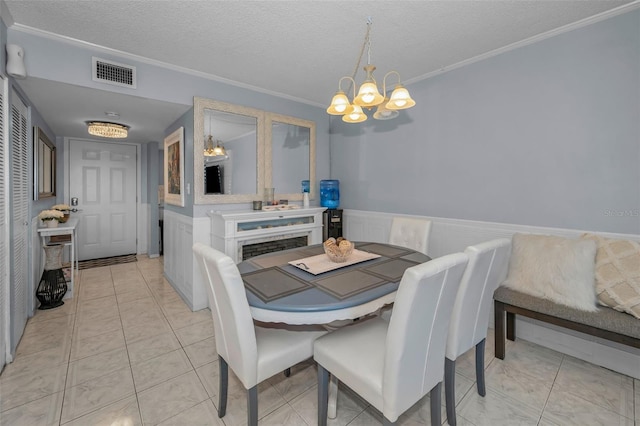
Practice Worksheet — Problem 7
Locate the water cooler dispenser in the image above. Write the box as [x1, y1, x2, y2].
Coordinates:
[323, 209, 343, 240]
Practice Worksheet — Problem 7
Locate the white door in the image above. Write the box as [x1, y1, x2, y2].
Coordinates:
[69, 139, 137, 260]
[9, 90, 29, 355]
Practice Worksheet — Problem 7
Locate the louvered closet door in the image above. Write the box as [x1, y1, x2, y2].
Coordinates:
[0, 77, 9, 368]
[9, 90, 29, 355]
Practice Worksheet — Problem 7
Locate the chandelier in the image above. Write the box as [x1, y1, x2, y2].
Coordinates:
[204, 135, 228, 159]
[86, 121, 129, 138]
[204, 111, 228, 160]
[327, 17, 415, 123]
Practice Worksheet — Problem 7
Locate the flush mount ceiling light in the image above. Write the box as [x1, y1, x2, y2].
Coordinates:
[327, 17, 415, 123]
[86, 121, 129, 138]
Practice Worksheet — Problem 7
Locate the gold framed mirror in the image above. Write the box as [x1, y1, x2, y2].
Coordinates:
[265, 113, 316, 201]
[33, 126, 56, 200]
[194, 97, 265, 204]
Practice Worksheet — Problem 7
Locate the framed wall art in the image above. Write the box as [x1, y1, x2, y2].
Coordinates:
[164, 127, 185, 207]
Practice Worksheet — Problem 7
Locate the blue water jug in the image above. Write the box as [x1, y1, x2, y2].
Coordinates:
[320, 180, 340, 209]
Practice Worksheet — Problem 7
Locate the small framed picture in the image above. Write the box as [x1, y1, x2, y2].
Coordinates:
[164, 127, 185, 206]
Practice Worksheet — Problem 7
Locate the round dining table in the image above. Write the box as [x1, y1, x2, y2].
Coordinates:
[237, 241, 431, 418]
[238, 241, 430, 323]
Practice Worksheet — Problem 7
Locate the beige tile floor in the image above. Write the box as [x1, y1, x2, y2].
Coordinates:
[1, 256, 638, 425]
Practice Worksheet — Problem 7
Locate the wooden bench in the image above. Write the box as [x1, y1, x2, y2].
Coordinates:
[493, 287, 640, 359]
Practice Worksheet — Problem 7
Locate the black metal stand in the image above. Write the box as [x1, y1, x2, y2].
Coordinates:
[37, 244, 68, 309]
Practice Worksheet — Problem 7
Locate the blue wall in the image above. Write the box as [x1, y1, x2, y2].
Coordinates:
[330, 10, 640, 234]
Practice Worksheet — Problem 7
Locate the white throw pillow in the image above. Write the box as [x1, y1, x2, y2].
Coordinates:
[502, 233, 597, 311]
[582, 233, 640, 319]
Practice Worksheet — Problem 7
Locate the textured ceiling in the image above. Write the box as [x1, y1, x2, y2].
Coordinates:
[2, 0, 637, 141]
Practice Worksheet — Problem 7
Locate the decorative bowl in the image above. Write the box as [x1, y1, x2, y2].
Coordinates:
[323, 237, 354, 263]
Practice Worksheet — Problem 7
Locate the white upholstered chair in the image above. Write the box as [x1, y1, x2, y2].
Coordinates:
[388, 216, 432, 255]
[192, 243, 326, 426]
[314, 252, 469, 426]
[444, 238, 511, 426]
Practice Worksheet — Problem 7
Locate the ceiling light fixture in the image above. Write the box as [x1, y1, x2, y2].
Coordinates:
[86, 121, 129, 138]
[327, 17, 415, 123]
[204, 111, 228, 160]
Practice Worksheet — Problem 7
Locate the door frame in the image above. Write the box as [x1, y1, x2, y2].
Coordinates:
[63, 137, 142, 256]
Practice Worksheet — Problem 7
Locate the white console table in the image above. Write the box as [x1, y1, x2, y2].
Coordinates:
[209, 207, 326, 263]
[37, 217, 79, 298]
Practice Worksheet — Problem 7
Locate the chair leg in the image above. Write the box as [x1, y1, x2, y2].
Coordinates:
[218, 356, 228, 418]
[494, 300, 506, 360]
[475, 338, 486, 397]
[444, 358, 456, 426]
[247, 386, 258, 426]
[317, 364, 329, 426]
[430, 381, 442, 426]
[284, 367, 291, 377]
[506, 311, 516, 341]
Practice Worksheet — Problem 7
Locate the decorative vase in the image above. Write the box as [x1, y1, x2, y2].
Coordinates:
[46, 220, 59, 228]
[59, 212, 70, 223]
[36, 244, 67, 309]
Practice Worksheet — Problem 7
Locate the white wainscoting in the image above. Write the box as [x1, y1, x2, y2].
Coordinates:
[344, 209, 640, 379]
[163, 210, 210, 311]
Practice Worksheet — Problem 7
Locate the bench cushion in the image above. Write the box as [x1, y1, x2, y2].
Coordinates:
[494, 286, 640, 340]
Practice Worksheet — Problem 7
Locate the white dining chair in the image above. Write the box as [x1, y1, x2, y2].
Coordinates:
[444, 238, 511, 426]
[314, 252, 469, 426]
[192, 243, 326, 426]
[388, 216, 432, 255]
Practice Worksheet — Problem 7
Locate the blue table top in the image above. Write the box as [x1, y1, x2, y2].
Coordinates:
[238, 242, 430, 313]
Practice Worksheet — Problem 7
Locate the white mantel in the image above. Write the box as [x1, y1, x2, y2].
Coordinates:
[208, 207, 326, 263]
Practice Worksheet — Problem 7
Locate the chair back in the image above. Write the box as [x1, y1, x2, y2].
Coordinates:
[446, 239, 511, 360]
[193, 243, 258, 388]
[388, 217, 432, 255]
[383, 252, 468, 420]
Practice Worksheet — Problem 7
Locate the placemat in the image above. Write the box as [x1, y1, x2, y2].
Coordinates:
[364, 258, 420, 281]
[242, 267, 313, 302]
[357, 243, 413, 258]
[400, 252, 431, 264]
[249, 251, 309, 269]
[288, 249, 381, 275]
[313, 270, 388, 300]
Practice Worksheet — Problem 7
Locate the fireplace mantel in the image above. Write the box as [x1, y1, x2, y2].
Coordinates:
[208, 207, 326, 263]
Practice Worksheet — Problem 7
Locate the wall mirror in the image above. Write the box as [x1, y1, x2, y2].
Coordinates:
[194, 97, 264, 204]
[266, 113, 316, 201]
[33, 126, 56, 200]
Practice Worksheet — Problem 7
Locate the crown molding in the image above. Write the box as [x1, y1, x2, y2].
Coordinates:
[8, 23, 325, 108]
[406, 1, 640, 85]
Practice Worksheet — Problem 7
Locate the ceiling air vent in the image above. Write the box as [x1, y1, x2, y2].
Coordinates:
[92, 57, 137, 89]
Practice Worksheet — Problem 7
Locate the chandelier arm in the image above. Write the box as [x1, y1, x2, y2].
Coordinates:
[382, 71, 402, 96]
[338, 76, 358, 100]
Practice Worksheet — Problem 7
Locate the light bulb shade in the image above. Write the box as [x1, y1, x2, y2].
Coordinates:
[386, 84, 416, 110]
[211, 145, 227, 157]
[86, 121, 129, 138]
[327, 91, 351, 115]
[342, 105, 367, 123]
[6, 44, 26, 79]
[354, 80, 384, 107]
[373, 100, 399, 120]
